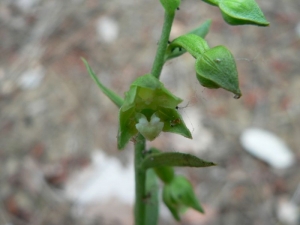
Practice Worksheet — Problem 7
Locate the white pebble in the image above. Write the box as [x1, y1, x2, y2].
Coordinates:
[96, 16, 119, 43]
[240, 128, 295, 169]
[18, 66, 45, 90]
[277, 198, 299, 225]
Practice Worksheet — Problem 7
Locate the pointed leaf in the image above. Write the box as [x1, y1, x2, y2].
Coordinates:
[141, 152, 216, 170]
[166, 34, 210, 59]
[164, 20, 212, 61]
[220, 0, 269, 26]
[195, 45, 242, 98]
[202, 0, 220, 6]
[189, 19, 212, 38]
[82, 58, 124, 108]
[146, 148, 175, 184]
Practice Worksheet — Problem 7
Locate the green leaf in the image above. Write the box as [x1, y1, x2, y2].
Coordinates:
[82, 58, 124, 108]
[204, 0, 270, 26]
[145, 169, 159, 225]
[166, 34, 210, 59]
[164, 20, 212, 61]
[141, 152, 216, 170]
[160, 0, 180, 13]
[146, 148, 175, 184]
[189, 19, 212, 38]
[220, 0, 269, 26]
[195, 45, 242, 98]
[202, 0, 220, 6]
[163, 176, 204, 221]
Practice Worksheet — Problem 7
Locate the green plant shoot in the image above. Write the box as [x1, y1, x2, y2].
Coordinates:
[83, 0, 269, 224]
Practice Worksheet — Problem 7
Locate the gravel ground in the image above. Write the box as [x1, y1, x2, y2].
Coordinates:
[0, 0, 300, 225]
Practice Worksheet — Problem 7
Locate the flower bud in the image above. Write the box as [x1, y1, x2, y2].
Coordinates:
[163, 176, 204, 221]
[160, 0, 181, 13]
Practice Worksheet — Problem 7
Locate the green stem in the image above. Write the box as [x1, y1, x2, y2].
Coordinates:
[134, 133, 146, 225]
[134, 10, 175, 225]
[151, 11, 175, 79]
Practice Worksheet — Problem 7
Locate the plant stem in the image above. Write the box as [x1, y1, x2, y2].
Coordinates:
[134, 10, 175, 225]
[134, 133, 146, 225]
[151, 11, 175, 79]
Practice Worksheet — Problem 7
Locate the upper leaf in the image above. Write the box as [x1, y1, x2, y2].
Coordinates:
[164, 20, 212, 62]
[202, 0, 269, 26]
[219, 0, 270, 26]
[166, 34, 210, 59]
[202, 0, 220, 6]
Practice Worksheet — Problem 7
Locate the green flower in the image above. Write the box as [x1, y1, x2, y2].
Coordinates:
[118, 74, 192, 149]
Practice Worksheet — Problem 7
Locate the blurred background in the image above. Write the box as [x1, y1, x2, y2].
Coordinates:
[0, 0, 299, 224]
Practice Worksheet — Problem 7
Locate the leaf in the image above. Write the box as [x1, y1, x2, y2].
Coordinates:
[202, 0, 220, 6]
[146, 148, 175, 184]
[203, 0, 269, 26]
[82, 58, 124, 108]
[219, 0, 269, 26]
[189, 19, 212, 38]
[145, 169, 159, 225]
[195, 45, 242, 98]
[166, 34, 210, 59]
[164, 20, 212, 61]
[141, 152, 216, 170]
